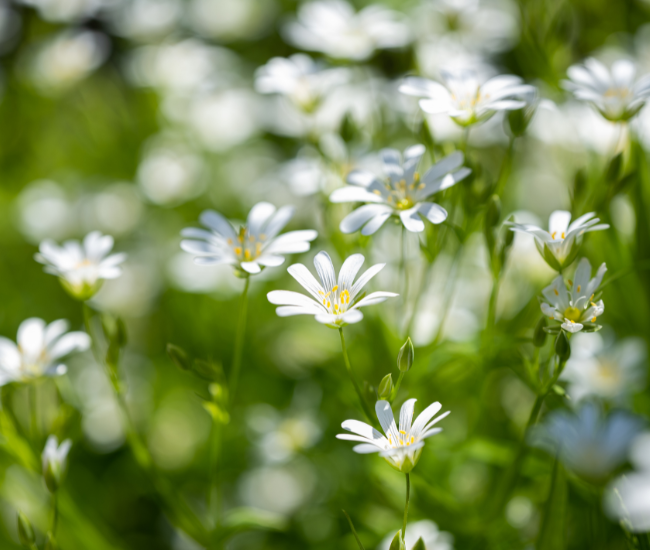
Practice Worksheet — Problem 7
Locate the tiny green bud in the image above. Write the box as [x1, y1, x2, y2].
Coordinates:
[555, 331, 571, 362]
[507, 106, 527, 137]
[193, 359, 225, 383]
[533, 317, 547, 348]
[17, 512, 35, 547]
[390, 531, 406, 550]
[167, 343, 191, 371]
[605, 152, 623, 183]
[378, 374, 394, 400]
[398, 337, 414, 373]
[485, 195, 501, 229]
[412, 537, 426, 550]
[44, 460, 60, 493]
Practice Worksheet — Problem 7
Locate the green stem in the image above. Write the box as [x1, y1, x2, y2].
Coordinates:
[400, 226, 410, 336]
[229, 276, 250, 403]
[494, 136, 515, 197]
[28, 383, 38, 444]
[342, 510, 366, 550]
[207, 409, 222, 524]
[338, 329, 375, 423]
[390, 372, 405, 403]
[486, 270, 501, 331]
[431, 246, 463, 347]
[51, 492, 59, 536]
[402, 474, 410, 542]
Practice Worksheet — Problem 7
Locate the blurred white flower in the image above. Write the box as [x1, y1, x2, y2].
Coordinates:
[267, 251, 397, 327]
[540, 258, 606, 334]
[29, 29, 109, 94]
[537, 403, 642, 481]
[337, 399, 449, 473]
[181, 202, 317, 276]
[0, 318, 90, 385]
[16, 180, 74, 243]
[606, 432, 650, 532]
[108, 0, 181, 41]
[400, 71, 533, 127]
[255, 54, 350, 112]
[284, 0, 410, 61]
[508, 210, 609, 271]
[21, 0, 109, 23]
[35, 231, 126, 300]
[563, 58, 650, 122]
[278, 153, 331, 197]
[188, 0, 277, 42]
[563, 333, 646, 402]
[42, 435, 72, 491]
[331, 145, 470, 234]
[379, 519, 454, 550]
[137, 140, 205, 206]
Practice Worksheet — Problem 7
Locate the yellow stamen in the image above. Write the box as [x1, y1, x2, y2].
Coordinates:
[227, 238, 233, 245]
[244, 249, 251, 261]
[577, 285, 581, 292]
[592, 316, 596, 322]
[554, 289, 559, 296]
[561, 232, 565, 239]
[399, 430, 406, 435]
[373, 189, 381, 195]
[259, 234, 266, 241]
[551, 231, 556, 239]
[332, 285, 339, 292]
[234, 247, 242, 256]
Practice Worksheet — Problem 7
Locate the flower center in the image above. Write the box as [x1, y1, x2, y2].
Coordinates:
[388, 430, 416, 448]
[563, 306, 582, 322]
[550, 231, 566, 240]
[230, 227, 266, 262]
[384, 173, 423, 210]
[318, 285, 351, 316]
[604, 87, 630, 100]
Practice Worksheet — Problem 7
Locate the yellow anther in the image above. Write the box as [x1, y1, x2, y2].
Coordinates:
[551, 232, 556, 239]
[234, 247, 242, 256]
[332, 285, 339, 292]
[322, 299, 327, 306]
[334, 304, 339, 312]
[577, 285, 581, 292]
[554, 289, 559, 296]
[319, 290, 324, 295]
[591, 301, 597, 307]
[592, 316, 596, 322]
[590, 294, 594, 301]
[373, 189, 382, 195]
[549, 316, 553, 320]
[411, 436, 414, 443]
[326, 300, 331, 309]
[561, 232, 565, 239]
[259, 234, 266, 241]
[399, 430, 406, 435]
[249, 235, 255, 242]
[244, 249, 252, 260]
[256, 243, 262, 255]
[418, 183, 425, 190]
[568, 280, 573, 287]
[227, 238, 233, 245]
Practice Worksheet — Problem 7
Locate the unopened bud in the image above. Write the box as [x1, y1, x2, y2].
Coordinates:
[167, 344, 191, 371]
[378, 374, 394, 400]
[412, 538, 426, 550]
[397, 337, 414, 373]
[533, 317, 547, 348]
[390, 531, 406, 550]
[555, 331, 571, 362]
[17, 512, 35, 547]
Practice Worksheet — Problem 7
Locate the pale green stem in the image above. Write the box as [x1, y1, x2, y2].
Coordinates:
[486, 271, 501, 331]
[338, 328, 375, 424]
[390, 372, 406, 403]
[207, 409, 222, 525]
[51, 492, 59, 536]
[402, 474, 410, 542]
[28, 383, 38, 444]
[229, 276, 250, 403]
[400, 226, 410, 336]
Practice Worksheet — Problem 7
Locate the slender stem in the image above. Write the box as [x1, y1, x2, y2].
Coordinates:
[28, 383, 38, 444]
[494, 136, 515, 197]
[431, 246, 463, 346]
[338, 329, 375, 423]
[207, 410, 222, 524]
[400, 226, 410, 336]
[51, 492, 59, 536]
[402, 473, 410, 542]
[229, 276, 250, 403]
[486, 271, 501, 331]
[390, 372, 405, 403]
[342, 510, 366, 550]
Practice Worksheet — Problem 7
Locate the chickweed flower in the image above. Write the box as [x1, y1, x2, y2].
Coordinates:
[399, 70, 534, 127]
[267, 251, 397, 327]
[330, 145, 470, 234]
[181, 202, 318, 277]
[42, 435, 72, 492]
[508, 210, 609, 271]
[563, 58, 650, 122]
[337, 399, 449, 473]
[0, 318, 90, 385]
[35, 231, 126, 300]
[540, 258, 606, 334]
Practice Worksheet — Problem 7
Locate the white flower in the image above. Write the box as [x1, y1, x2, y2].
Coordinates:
[538, 403, 642, 481]
[0, 318, 90, 385]
[35, 231, 126, 300]
[330, 145, 471, 234]
[181, 202, 318, 276]
[562, 333, 646, 402]
[267, 251, 397, 327]
[508, 210, 609, 270]
[379, 519, 454, 550]
[337, 399, 449, 473]
[540, 258, 606, 334]
[283, 0, 410, 61]
[563, 58, 650, 122]
[42, 435, 72, 491]
[399, 70, 534, 127]
[255, 54, 350, 112]
[606, 432, 650, 532]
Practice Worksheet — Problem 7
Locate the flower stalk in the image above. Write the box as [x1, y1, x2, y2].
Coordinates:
[229, 276, 251, 403]
[339, 328, 375, 423]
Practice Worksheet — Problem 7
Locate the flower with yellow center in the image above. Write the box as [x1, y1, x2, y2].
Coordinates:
[540, 258, 606, 334]
[267, 251, 397, 327]
[337, 399, 449, 473]
[330, 145, 470, 235]
[181, 202, 318, 276]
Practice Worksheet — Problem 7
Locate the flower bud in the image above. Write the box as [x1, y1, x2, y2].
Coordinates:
[42, 436, 71, 493]
[167, 343, 191, 371]
[378, 374, 394, 400]
[390, 531, 406, 550]
[60, 278, 104, 301]
[533, 317, 547, 348]
[555, 331, 571, 362]
[412, 538, 426, 550]
[397, 337, 414, 373]
[17, 512, 35, 547]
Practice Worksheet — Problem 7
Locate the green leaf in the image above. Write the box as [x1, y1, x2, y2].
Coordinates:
[342, 510, 366, 550]
[537, 458, 567, 550]
[390, 530, 406, 550]
[412, 537, 426, 550]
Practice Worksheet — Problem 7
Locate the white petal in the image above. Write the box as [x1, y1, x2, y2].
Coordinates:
[338, 254, 365, 289]
[350, 263, 385, 297]
[353, 443, 384, 454]
[267, 290, 322, 309]
[330, 186, 383, 204]
[0, 338, 20, 373]
[48, 332, 91, 360]
[562, 320, 584, 333]
[399, 398, 417, 434]
[341, 309, 363, 324]
[375, 400, 399, 441]
[341, 419, 384, 440]
[240, 261, 262, 274]
[399, 206, 425, 232]
[275, 305, 322, 317]
[361, 211, 392, 236]
[44, 320, 69, 347]
[352, 291, 398, 308]
[247, 202, 277, 236]
[199, 210, 237, 240]
[288, 263, 324, 300]
[411, 401, 442, 436]
[417, 202, 448, 224]
[17, 318, 46, 358]
[549, 210, 572, 235]
[340, 204, 393, 234]
[262, 205, 295, 241]
[314, 251, 337, 290]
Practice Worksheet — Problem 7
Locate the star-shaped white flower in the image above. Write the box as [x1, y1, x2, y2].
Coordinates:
[540, 258, 606, 334]
[283, 0, 410, 61]
[181, 202, 318, 276]
[42, 435, 72, 491]
[267, 251, 397, 327]
[255, 54, 350, 112]
[330, 145, 470, 234]
[0, 318, 90, 386]
[508, 210, 609, 271]
[563, 58, 650, 122]
[35, 231, 126, 300]
[337, 399, 449, 473]
[399, 70, 534, 127]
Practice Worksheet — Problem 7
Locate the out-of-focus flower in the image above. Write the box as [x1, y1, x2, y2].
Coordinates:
[330, 145, 470, 234]
[379, 519, 454, 550]
[278, 153, 332, 197]
[107, 0, 182, 42]
[28, 29, 109, 94]
[508, 210, 609, 271]
[268, 251, 397, 327]
[537, 403, 642, 482]
[0, 318, 90, 385]
[283, 0, 410, 61]
[255, 54, 350, 112]
[21, 0, 108, 23]
[35, 231, 126, 300]
[506, 87, 555, 137]
[563, 58, 650, 122]
[540, 258, 606, 334]
[337, 399, 449, 473]
[181, 202, 317, 276]
[606, 432, 650, 532]
[42, 435, 72, 492]
[188, 0, 277, 42]
[400, 71, 533, 127]
[563, 333, 646, 402]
